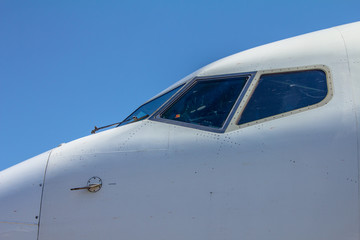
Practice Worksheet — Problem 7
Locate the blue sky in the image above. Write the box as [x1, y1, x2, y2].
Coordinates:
[1, 0, 359, 171]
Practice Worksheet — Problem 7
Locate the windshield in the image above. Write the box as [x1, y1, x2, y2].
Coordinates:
[161, 76, 248, 128]
[118, 85, 183, 126]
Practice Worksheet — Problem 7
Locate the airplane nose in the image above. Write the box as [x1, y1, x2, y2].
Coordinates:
[0, 150, 51, 239]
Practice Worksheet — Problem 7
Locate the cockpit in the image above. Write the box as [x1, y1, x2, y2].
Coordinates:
[117, 67, 331, 133]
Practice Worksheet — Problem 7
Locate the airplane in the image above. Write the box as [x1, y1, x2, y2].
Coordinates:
[0, 21, 359, 240]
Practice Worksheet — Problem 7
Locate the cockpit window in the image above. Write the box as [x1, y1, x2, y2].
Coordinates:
[238, 70, 328, 125]
[119, 85, 183, 126]
[161, 76, 248, 128]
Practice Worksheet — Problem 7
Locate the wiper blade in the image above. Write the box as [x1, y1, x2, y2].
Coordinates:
[91, 114, 149, 134]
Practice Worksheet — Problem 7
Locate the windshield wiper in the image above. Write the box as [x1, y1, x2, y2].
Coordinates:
[130, 114, 149, 122]
[91, 114, 149, 134]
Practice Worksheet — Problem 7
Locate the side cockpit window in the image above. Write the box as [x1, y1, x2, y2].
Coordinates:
[238, 70, 328, 125]
[119, 85, 183, 126]
[161, 76, 248, 128]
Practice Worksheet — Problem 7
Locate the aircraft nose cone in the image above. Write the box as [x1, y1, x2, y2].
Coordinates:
[0, 150, 51, 239]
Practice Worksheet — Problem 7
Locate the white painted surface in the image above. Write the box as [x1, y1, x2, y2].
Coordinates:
[0, 223, 38, 240]
[0, 151, 50, 239]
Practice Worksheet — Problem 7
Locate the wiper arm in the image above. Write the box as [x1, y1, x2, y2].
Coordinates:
[91, 122, 120, 134]
[131, 114, 149, 123]
[91, 114, 149, 134]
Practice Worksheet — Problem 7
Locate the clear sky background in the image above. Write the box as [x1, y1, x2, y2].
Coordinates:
[1, 0, 359, 171]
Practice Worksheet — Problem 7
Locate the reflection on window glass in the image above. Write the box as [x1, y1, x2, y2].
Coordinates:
[161, 76, 248, 128]
[119, 85, 183, 126]
[238, 70, 327, 125]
